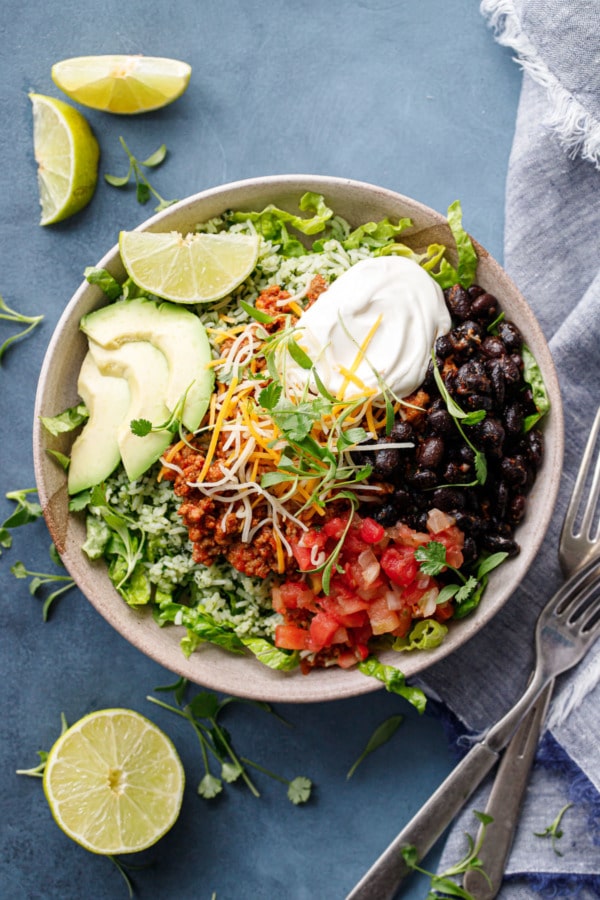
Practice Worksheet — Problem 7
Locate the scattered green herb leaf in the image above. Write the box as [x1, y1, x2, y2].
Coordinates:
[105, 137, 176, 212]
[0, 295, 43, 362]
[0, 488, 42, 555]
[11, 550, 75, 621]
[347, 715, 403, 779]
[148, 683, 312, 805]
[534, 802, 573, 856]
[402, 809, 493, 898]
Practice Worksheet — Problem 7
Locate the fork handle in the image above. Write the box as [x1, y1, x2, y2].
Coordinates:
[345, 741, 499, 900]
[462, 680, 555, 899]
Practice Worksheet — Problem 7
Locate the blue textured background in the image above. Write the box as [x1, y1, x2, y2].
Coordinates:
[0, 2, 521, 898]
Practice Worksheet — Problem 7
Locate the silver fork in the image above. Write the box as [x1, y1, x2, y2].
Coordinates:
[463, 406, 600, 898]
[346, 407, 600, 900]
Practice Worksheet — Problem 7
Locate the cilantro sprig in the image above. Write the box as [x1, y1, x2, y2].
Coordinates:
[402, 810, 493, 898]
[148, 680, 312, 804]
[11, 545, 75, 620]
[415, 541, 508, 617]
[534, 802, 573, 856]
[0, 488, 42, 555]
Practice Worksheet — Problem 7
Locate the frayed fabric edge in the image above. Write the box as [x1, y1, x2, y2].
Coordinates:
[480, 0, 600, 169]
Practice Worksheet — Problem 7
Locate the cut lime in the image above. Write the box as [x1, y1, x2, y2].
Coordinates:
[30, 93, 99, 226]
[119, 230, 260, 303]
[51, 55, 192, 114]
[43, 708, 185, 855]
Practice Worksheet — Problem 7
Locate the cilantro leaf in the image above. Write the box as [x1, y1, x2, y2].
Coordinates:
[287, 776, 312, 805]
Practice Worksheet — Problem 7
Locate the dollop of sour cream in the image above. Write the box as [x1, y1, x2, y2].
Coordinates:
[283, 256, 451, 400]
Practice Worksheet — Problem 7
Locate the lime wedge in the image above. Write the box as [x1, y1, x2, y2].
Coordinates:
[43, 708, 185, 855]
[30, 93, 99, 226]
[52, 55, 192, 114]
[119, 230, 260, 303]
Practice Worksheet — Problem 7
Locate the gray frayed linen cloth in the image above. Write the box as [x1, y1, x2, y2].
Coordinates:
[423, 1, 600, 895]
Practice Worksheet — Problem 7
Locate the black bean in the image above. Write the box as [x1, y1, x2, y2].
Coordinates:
[428, 407, 454, 435]
[462, 536, 478, 565]
[497, 321, 523, 353]
[464, 394, 494, 412]
[508, 494, 527, 525]
[435, 334, 453, 360]
[390, 420, 414, 442]
[392, 488, 412, 512]
[445, 284, 472, 320]
[449, 321, 484, 357]
[481, 533, 519, 557]
[406, 468, 438, 490]
[524, 428, 544, 468]
[499, 455, 528, 487]
[470, 292, 499, 322]
[454, 511, 486, 535]
[492, 480, 509, 518]
[474, 417, 505, 457]
[504, 402, 524, 436]
[431, 487, 466, 512]
[468, 284, 486, 300]
[443, 461, 471, 483]
[481, 336, 506, 358]
[486, 359, 506, 407]
[372, 504, 400, 526]
[455, 360, 491, 396]
[417, 436, 445, 469]
[374, 447, 401, 477]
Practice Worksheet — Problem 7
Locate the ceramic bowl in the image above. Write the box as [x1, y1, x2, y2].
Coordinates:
[33, 174, 564, 702]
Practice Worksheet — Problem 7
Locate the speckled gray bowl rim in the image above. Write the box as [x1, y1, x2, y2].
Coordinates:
[33, 174, 564, 703]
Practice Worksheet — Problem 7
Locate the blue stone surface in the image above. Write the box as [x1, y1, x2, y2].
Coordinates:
[0, 2, 521, 897]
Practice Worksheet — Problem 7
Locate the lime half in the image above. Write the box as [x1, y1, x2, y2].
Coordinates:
[30, 93, 99, 226]
[119, 230, 260, 303]
[43, 708, 185, 855]
[52, 55, 192, 114]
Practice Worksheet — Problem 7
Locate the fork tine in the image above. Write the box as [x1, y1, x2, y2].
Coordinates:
[562, 407, 600, 542]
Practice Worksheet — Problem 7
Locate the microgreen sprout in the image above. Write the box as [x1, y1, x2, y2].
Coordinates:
[16, 712, 68, 778]
[431, 351, 487, 485]
[0, 295, 43, 362]
[534, 802, 573, 856]
[0, 488, 42, 555]
[401, 810, 493, 899]
[148, 682, 312, 805]
[105, 137, 177, 212]
[11, 547, 76, 621]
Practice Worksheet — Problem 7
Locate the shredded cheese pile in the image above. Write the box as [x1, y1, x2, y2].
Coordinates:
[161, 310, 411, 573]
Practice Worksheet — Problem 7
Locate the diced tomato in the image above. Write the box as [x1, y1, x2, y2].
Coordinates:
[368, 596, 401, 635]
[278, 581, 315, 610]
[322, 516, 348, 540]
[359, 517, 385, 544]
[435, 600, 455, 621]
[380, 545, 418, 587]
[309, 611, 340, 650]
[392, 606, 413, 638]
[275, 624, 309, 650]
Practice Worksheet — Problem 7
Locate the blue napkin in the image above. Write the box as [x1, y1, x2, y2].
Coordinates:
[427, 1, 600, 894]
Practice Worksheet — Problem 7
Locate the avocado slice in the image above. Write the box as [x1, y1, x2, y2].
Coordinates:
[88, 340, 174, 482]
[81, 298, 214, 432]
[67, 352, 131, 495]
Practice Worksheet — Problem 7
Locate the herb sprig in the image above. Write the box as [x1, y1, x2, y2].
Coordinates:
[401, 810, 493, 899]
[105, 137, 176, 212]
[534, 802, 573, 856]
[415, 541, 508, 617]
[0, 295, 43, 362]
[347, 715, 404, 779]
[148, 680, 312, 804]
[11, 545, 76, 621]
[0, 488, 42, 555]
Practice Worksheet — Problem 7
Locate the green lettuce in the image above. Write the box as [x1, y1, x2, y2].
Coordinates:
[358, 657, 427, 712]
